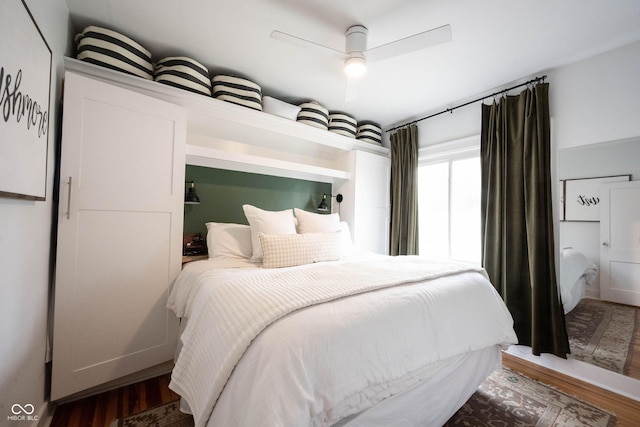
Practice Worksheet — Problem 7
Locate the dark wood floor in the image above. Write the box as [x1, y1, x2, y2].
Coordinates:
[50, 374, 179, 427]
[51, 355, 640, 427]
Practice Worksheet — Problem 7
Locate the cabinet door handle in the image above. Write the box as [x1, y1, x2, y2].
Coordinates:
[66, 177, 72, 220]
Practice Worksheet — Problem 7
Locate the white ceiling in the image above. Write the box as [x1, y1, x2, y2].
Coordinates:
[64, 0, 640, 129]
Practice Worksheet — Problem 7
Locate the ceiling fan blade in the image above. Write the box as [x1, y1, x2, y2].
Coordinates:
[345, 75, 360, 102]
[270, 30, 346, 59]
[365, 24, 452, 62]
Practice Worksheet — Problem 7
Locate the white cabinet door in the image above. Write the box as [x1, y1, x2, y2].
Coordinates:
[600, 180, 640, 307]
[338, 150, 390, 254]
[51, 72, 186, 400]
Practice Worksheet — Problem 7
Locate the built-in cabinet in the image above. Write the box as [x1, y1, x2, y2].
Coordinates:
[337, 150, 391, 254]
[51, 72, 186, 400]
[52, 59, 391, 399]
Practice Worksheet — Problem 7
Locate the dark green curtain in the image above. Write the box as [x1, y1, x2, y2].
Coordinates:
[480, 83, 569, 357]
[389, 124, 419, 256]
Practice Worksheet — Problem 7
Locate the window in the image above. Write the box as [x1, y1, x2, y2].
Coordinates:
[418, 140, 481, 263]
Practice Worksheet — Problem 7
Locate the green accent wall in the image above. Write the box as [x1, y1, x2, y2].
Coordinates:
[184, 165, 332, 236]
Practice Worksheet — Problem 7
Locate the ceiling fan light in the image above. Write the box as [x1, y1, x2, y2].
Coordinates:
[344, 56, 367, 77]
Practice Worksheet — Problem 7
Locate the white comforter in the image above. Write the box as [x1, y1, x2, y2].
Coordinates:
[167, 255, 517, 427]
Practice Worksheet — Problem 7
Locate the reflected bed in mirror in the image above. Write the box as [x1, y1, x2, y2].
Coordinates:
[550, 137, 640, 399]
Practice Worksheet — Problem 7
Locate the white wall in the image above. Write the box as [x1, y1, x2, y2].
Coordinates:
[0, 0, 71, 424]
[410, 40, 640, 297]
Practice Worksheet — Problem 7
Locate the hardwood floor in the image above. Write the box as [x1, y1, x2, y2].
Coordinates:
[51, 355, 640, 426]
[50, 374, 179, 427]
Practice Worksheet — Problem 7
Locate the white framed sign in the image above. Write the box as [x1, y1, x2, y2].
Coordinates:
[561, 175, 630, 221]
[0, 0, 52, 200]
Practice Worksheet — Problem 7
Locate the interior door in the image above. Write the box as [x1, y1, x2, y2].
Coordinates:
[600, 180, 640, 307]
[51, 72, 186, 400]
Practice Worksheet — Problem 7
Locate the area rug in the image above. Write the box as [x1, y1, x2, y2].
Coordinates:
[565, 298, 638, 378]
[109, 400, 193, 427]
[444, 368, 616, 427]
[114, 369, 616, 427]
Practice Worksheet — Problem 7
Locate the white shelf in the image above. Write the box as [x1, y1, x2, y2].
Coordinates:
[186, 144, 350, 184]
[64, 58, 389, 165]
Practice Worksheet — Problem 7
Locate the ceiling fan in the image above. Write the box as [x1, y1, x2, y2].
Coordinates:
[270, 24, 452, 101]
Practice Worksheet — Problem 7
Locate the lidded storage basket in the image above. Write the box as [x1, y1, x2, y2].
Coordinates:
[154, 56, 212, 96]
[297, 102, 329, 130]
[328, 112, 357, 138]
[212, 75, 262, 111]
[356, 122, 383, 145]
[75, 26, 154, 80]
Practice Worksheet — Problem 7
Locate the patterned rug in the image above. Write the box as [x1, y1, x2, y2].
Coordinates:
[109, 400, 193, 427]
[113, 369, 616, 427]
[444, 368, 616, 426]
[565, 298, 638, 379]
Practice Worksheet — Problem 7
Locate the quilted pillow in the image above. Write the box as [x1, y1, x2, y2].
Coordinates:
[259, 232, 343, 269]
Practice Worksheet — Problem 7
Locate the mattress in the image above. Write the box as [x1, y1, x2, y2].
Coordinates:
[168, 255, 517, 427]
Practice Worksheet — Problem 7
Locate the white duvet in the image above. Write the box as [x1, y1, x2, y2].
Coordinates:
[167, 255, 517, 427]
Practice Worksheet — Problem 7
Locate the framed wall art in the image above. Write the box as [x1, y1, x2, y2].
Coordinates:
[0, 0, 52, 200]
[561, 175, 630, 221]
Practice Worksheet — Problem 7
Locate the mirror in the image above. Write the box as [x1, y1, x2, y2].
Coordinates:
[557, 137, 640, 382]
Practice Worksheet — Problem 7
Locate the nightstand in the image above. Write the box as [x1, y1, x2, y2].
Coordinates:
[182, 255, 208, 266]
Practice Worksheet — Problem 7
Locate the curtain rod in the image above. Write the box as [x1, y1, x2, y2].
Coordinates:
[386, 75, 547, 133]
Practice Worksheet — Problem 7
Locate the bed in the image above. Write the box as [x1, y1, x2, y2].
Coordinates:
[167, 205, 518, 427]
[560, 247, 598, 314]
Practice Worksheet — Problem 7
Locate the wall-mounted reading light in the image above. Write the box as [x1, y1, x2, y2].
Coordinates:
[317, 193, 343, 213]
[184, 181, 201, 205]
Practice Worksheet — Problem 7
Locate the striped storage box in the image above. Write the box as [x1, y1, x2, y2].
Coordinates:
[356, 122, 383, 145]
[75, 26, 153, 80]
[154, 56, 211, 96]
[328, 112, 357, 138]
[212, 75, 262, 111]
[297, 102, 329, 130]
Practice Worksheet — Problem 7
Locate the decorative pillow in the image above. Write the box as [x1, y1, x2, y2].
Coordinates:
[356, 122, 383, 145]
[212, 75, 262, 111]
[242, 205, 297, 261]
[262, 96, 301, 120]
[260, 232, 343, 269]
[154, 56, 212, 96]
[205, 222, 253, 260]
[294, 208, 340, 234]
[75, 26, 154, 80]
[328, 112, 357, 138]
[297, 102, 329, 129]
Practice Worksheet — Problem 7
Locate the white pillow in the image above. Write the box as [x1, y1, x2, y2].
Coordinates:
[259, 231, 343, 269]
[243, 204, 297, 261]
[294, 208, 340, 234]
[205, 222, 253, 260]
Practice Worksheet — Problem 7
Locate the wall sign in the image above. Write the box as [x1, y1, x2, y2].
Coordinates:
[0, 0, 52, 200]
[561, 175, 630, 221]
